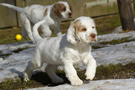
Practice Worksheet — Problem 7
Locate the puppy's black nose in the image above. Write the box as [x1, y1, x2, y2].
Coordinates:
[68, 12, 72, 18]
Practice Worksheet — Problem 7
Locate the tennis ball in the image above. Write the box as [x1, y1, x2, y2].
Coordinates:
[15, 34, 22, 41]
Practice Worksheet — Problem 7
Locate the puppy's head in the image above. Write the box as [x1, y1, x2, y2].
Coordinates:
[67, 16, 97, 45]
[51, 1, 72, 19]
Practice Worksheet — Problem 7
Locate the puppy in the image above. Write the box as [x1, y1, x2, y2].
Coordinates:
[23, 16, 97, 86]
[0, 1, 72, 43]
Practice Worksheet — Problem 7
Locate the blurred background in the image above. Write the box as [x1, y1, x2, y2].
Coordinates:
[0, 0, 119, 28]
[0, 0, 135, 44]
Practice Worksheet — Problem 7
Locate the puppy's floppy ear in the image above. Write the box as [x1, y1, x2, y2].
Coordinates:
[51, 3, 62, 18]
[67, 20, 80, 45]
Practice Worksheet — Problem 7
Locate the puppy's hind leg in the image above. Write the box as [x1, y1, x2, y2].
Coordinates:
[22, 27, 28, 39]
[45, 64, 64, 83]
[23, 50, 42, 81]
[23, 61, 35, 81]
[20, 13, 35, 43]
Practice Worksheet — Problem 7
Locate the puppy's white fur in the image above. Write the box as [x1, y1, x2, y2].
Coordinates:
[0, 1, 72, 43]
[23, 16, 97, 86]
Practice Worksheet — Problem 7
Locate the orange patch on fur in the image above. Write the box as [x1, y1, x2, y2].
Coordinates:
[73, 20, 81, 35]
[51, 3, 66, 18]
[73, 20, 87, 41]
[72, 20, 86, 41]
[73, 20, 87, 33]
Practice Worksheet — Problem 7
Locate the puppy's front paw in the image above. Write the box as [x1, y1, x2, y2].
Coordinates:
[85, 73, 95, 81]
[71, 78, 83, 86]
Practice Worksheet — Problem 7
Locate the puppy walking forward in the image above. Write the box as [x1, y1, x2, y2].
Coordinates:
[0, 1, 72, 43]
[23, 16, 97, 86]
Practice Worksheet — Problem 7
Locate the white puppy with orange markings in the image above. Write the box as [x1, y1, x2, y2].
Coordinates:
[23, 16, 97, 86]
[0, 1, 72, 43]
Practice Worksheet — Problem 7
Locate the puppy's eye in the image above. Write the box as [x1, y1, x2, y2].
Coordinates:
[82, 28, 87, 32]
[92, 26, 95, 29]
[62, 7, 66, 11]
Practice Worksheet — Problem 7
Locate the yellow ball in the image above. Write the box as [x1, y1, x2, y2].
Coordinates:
[15, 34, 22, 41]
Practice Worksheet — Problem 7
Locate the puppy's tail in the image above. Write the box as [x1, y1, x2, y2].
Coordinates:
[0, 3, 23, 12]
[33, 20, 46, 43]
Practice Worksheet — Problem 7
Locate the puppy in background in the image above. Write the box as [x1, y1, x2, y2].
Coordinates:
[0, 1, 72, 43]
[23, 16, 97, 86]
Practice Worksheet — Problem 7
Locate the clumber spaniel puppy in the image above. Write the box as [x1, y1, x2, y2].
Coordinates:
[0, 1, 72, 43]
[23, 16, 97, 86]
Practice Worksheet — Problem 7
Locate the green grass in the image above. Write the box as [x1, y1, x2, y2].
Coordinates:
[0, 63, 135, 89]
[94, 15, 121, 35]
[100, 37, 133, 45]
[95, 63, 135, 80]
[0, 27, 28, 44]
[0, 79, 44, 90]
